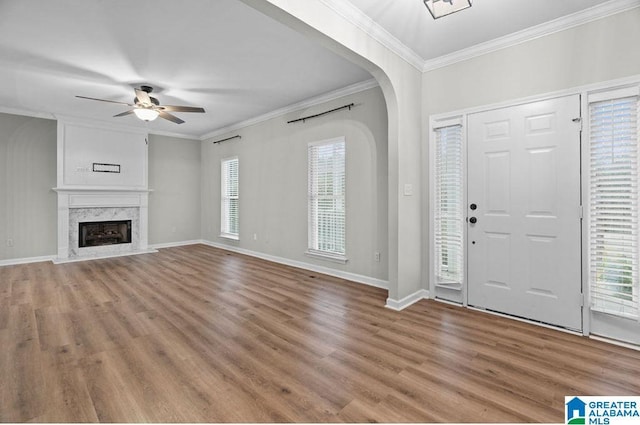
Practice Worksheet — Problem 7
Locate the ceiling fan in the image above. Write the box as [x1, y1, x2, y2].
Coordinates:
[76, 85, 205, 124]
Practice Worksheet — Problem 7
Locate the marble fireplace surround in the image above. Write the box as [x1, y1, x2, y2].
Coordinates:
[54, 188, 155, 263]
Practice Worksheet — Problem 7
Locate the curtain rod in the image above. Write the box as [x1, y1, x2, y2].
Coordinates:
[212, 135, 241, 144]
[287, 103, 355, 124]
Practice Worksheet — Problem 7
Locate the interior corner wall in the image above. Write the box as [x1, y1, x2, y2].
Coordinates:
[0, 112, 57, 260]
[148, 134, 202, 246]
[201, 86, 389, 282]
[421, 7, 640, 288]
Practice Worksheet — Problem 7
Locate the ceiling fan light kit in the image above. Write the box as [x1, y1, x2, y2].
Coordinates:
[75, 85, 205, 125]
[133, 107, 159, 121]
[423, 0, 472, 19]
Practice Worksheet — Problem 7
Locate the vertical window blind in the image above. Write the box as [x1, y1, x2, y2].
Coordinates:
[221, 157, 239, 238]
[589, 92, 639, 319]
[308, 139, 346, 257]
[434, 124, 464, 286]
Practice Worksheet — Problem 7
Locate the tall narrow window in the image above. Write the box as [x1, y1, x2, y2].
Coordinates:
[589, 89, 639, 319]
[434, 123, 464, 287]
[307, 138, 346, 261]
[221, 157, 239, 239]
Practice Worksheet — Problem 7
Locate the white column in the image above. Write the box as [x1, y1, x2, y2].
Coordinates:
[57, 193, 69, 259]
[138, 192, 149, 250]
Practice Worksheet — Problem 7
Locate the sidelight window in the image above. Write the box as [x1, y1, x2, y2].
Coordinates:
[588, 88, 639, 319]
[434, 122, 464, 287]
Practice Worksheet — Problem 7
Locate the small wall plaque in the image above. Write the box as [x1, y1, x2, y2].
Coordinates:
[92, 163, 121, 173]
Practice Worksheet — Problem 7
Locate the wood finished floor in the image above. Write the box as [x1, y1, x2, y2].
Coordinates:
[1, 244, 639, 423]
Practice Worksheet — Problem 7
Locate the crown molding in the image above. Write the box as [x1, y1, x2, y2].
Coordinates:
[0, 104, 198, 139]
[199, 78, 379, 141]
[423, 0, 640, 72]
[56, 112, 199, 140]
[2, 79, 380, 143]
[0, 105, 56, 121]
[317, 0, 425, 72]
[294, 0, 640, 76]
[54, 113, 150, 135]
[148, 130, 199, 141]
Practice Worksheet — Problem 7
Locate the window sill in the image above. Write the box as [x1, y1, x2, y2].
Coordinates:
[219, 233, 239, 241]
[435, 281, 463, 291]
[305, 250, 348, 264]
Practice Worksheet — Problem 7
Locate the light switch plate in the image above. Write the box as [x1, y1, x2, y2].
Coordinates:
[403, 183, 413, 196]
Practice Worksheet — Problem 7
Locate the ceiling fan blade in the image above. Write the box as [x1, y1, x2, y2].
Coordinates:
[135, 88, 152, 106]
[113, 110, 135, 118]
[160, 105, 205, 113]
[76, 95, 133, 106]
[158, 111, 185, 124]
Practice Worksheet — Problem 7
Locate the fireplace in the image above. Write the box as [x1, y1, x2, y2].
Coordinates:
[58, 202, 146, 260]
[79, 220, 132, 248]
[53, 121, 153, 262]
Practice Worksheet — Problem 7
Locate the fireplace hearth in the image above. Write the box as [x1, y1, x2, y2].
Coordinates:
[79, 220, 132, 248]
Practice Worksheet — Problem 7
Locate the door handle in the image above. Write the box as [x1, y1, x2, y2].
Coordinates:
[469, 217, 477, 224]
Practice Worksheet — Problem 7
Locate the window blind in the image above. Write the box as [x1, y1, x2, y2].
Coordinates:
[434, 124, 464, 286]
[308, 139, 346, 256]
[221, 157, 239, 237]
[589, 94, 639, 319]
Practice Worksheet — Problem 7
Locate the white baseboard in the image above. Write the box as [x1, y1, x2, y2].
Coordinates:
[385, 289, 430, 311]
[1, 240, 389, 294]
[201, 240, 389, 290]
[51, 248, 158, 264]
[0, 254, 56, 267]
[149, 239, 204, 250]
[590, 335, 640, 352]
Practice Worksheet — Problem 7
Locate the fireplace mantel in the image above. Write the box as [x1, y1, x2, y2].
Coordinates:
[54, 187, 152, 208]
[54, 120, 154, 263]
[54, 187, 155, 262]
[53, 187, 152, 192]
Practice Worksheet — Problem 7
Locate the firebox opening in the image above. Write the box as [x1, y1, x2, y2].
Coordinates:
[79, 220, 132, 248]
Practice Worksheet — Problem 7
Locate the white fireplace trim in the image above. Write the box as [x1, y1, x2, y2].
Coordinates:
[70, 207, 139, 257]
[53, 188, 154, 262]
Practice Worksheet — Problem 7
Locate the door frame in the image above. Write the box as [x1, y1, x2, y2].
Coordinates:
[427, 74, 640, 336]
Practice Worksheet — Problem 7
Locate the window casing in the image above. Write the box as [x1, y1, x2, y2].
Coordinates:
[307, 138, 346, 262]
[588, 89, 639, 319]
[433, 123, 464, 287]
[221, 157, 239, 239]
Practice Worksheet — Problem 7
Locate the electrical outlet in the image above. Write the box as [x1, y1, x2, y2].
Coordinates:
[6, 238, 14, 247]
[374, 251, 381, 262]
[253, 233, 258, 241]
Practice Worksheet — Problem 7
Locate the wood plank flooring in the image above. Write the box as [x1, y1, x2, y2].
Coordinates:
[1, 244, 639, 422]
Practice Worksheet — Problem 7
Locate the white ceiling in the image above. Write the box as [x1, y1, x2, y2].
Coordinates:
[344, 0, 605, 62]
[0, 0, 628, 138]
[0, 0, 372, 138]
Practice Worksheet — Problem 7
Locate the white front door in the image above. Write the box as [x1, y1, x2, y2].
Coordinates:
[467, 95, 583, 331]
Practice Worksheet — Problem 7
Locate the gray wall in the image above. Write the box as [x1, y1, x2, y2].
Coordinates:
[0, 115, 203, 260]
[422, 8, 640, 116]
[148, 134, 202, 245]
[0, 113, 57, 260]
[202, 86, 389, 281]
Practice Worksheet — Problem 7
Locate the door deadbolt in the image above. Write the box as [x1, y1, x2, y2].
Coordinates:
[470, 203, 477, 210]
